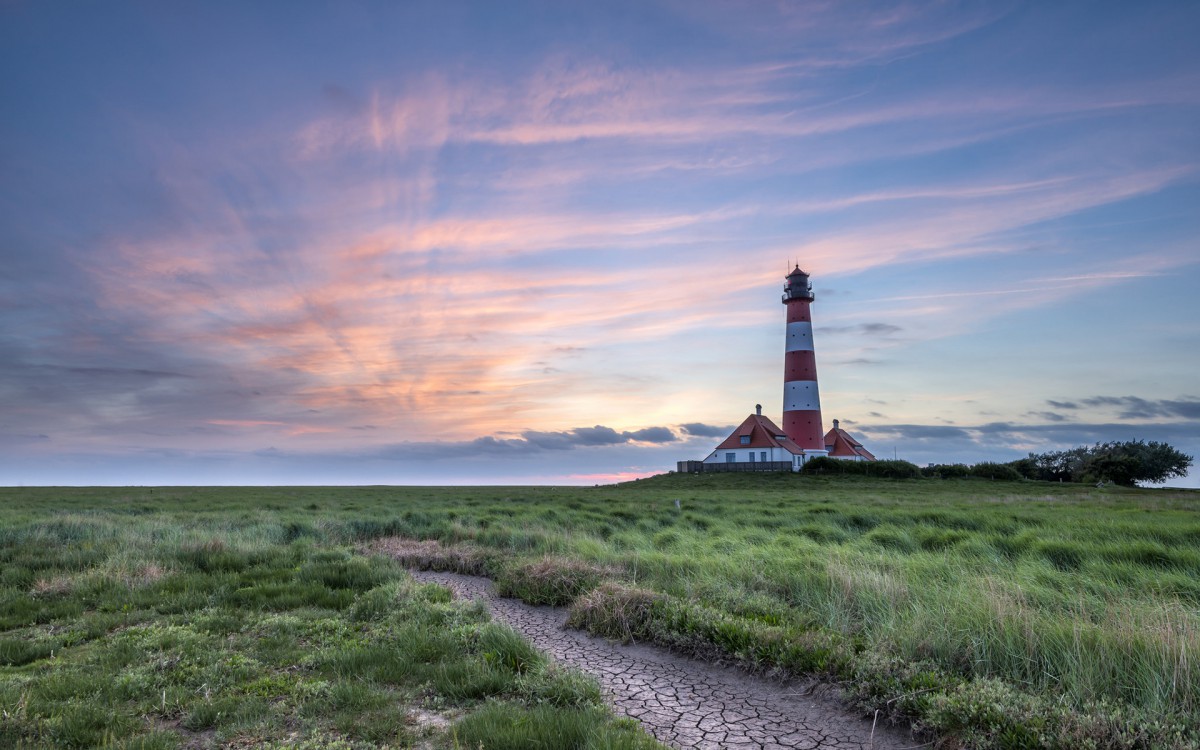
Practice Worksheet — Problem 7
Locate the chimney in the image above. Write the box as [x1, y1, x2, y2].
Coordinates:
[755, 403, 762, 416]
[833, 419, 839, 430]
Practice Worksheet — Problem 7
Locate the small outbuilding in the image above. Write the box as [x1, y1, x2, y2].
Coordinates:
[677, 405, 813, 473]
[823, 419, 876, 461]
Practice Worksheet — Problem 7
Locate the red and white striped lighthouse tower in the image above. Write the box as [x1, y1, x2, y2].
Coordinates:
[782, 266, 827, 456]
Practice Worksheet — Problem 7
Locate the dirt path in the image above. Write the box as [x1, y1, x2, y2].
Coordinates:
[410, 570, 913, 750]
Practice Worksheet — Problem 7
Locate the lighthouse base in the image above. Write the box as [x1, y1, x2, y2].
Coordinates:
[678, 449, 829, 474]
[793, 449, 828, 471]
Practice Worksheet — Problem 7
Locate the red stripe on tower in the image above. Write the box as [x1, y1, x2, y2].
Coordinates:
[782, 266, 827, 454]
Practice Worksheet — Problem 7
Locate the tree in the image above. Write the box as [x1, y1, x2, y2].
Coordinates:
[1017, 446, 1089, 482]
[1022, 440, 1193, 487]
[1088, 440, 1193, 486]
[1079, 451, 1141, 486]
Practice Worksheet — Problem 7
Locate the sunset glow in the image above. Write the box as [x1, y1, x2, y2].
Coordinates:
[2, 2, 1197, 485]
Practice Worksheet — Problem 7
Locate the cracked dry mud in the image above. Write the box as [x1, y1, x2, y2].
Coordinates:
[410, 571, 912, 750]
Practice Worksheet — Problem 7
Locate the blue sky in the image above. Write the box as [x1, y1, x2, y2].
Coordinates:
[2, 1, 1198, 485]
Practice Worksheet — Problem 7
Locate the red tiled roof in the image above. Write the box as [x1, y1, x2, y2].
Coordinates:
[823, 424, 876, 460]
[714, 413, 805, 455]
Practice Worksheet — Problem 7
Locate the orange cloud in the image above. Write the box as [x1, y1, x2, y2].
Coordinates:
[76, 46, 1199, 457]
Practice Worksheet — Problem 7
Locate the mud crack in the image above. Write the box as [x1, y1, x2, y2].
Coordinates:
[409, 570, 912, 750]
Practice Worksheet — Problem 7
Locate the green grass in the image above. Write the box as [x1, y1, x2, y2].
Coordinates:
[0, 488, 666, 749]
[379, 475, 1200, 749]
[0, 479, 1197, 748]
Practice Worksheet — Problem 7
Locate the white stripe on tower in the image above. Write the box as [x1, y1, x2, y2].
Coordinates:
[786, 321, 814, 351]
[784, 380, 821, 411]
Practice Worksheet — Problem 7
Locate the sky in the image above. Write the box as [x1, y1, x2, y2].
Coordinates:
[1, 1, 1198, 486]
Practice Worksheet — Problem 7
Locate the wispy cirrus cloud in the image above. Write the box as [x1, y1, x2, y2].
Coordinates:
[4, 2, 1197, 486]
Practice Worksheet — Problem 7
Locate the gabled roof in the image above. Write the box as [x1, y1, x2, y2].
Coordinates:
[823, 421, 876, 461]
[714, 413, 804, 455]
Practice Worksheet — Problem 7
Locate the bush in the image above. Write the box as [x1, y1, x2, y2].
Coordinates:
[923, 463, 972, 479]
[1006, 457, 1038, 480]
[801, 457, 921, 478]
[872, 460, 923, 478]
[968, 462, 1024, 481]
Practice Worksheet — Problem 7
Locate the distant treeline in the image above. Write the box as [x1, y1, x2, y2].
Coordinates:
[802, 440, 1193, 487]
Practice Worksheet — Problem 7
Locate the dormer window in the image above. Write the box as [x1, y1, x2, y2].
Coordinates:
[739, 435, 751, 445]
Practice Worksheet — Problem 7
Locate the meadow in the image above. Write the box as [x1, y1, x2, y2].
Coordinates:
[1, 475, 1198, 749]
[0, 487, 663, 749]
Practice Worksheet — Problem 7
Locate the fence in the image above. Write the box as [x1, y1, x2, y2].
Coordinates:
[676, 460, 793, 473]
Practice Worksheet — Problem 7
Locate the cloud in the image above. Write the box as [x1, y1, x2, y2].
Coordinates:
[673, 2, 1009, 64]
[624, 426, 678, 443]
[862, 424, 973, 440]
[1046, 400, 1080, 410]
[818, 323, 902, 336]
[679, 422, 732, 438]
[279, 424, 682, 462]
[523, 425, 678, 450]
[0, 432, 51, 444]
[42, 366, 193, 380]
[1025, 411, 1069, 422]
[1079, 396, 1200, 420]
[522, 429, 607, 450]
[838, 358, 884, 366]
[858, 419, 1200, 451]
[3, 3, 1197, 489]
[23, 38, 1190, 461]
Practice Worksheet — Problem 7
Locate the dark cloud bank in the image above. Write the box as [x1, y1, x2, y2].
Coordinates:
[3, 392, 1196, 486]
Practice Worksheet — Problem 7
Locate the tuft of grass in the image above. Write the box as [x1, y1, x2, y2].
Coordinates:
[495, 556, 613, 606]
[452, 702, 662, 750]
[517, 662, 604, 707]
[0, 636, 58, 666]
[433, 658, 515, 700]
[44, 703, 138, 748]
[476, 621, 545, 674]
[371, 537, 493, 575]
[567, 583, 662, 643]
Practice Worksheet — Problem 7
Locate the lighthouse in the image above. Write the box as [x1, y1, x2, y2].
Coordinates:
[677, 263, 876, 474]
[782, 266, 827, 456]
